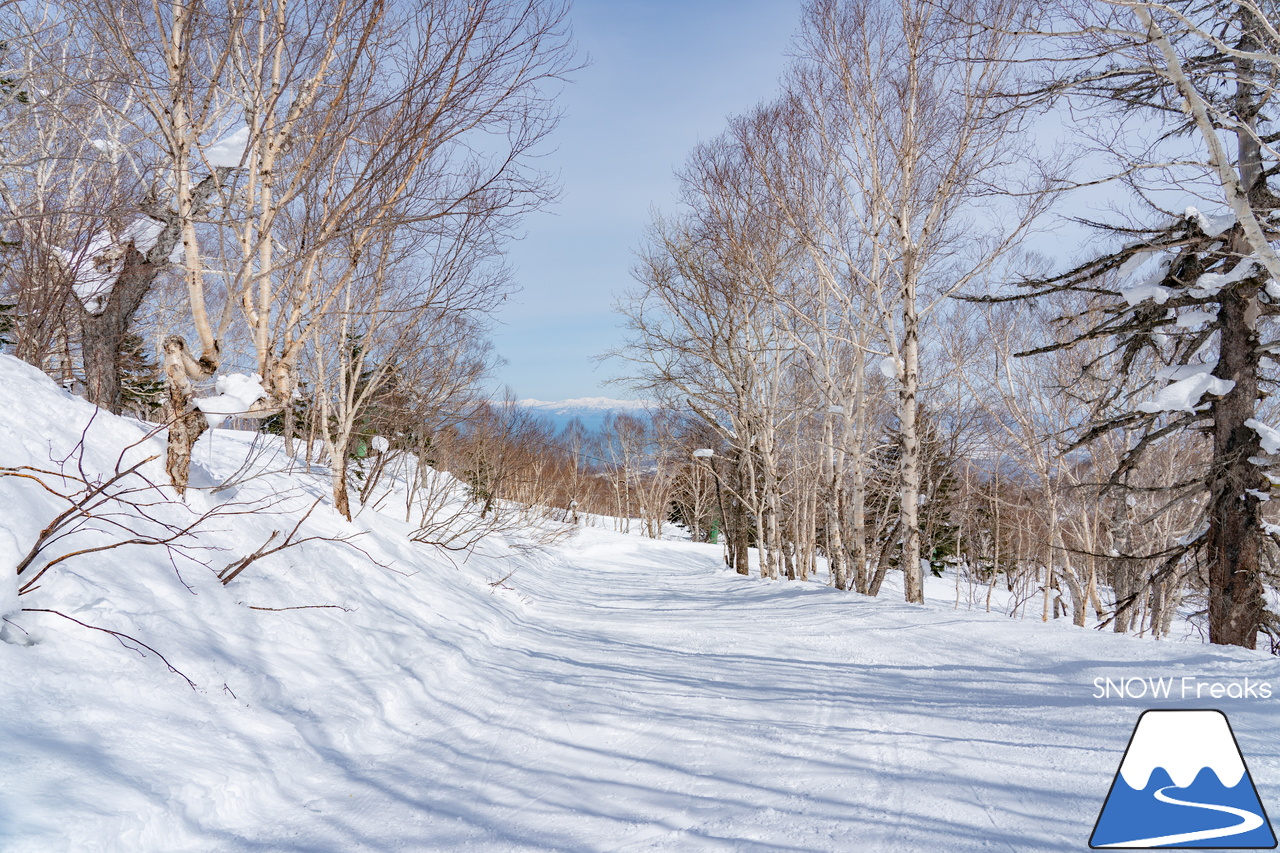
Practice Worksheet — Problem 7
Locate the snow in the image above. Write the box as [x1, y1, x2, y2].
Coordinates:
[204, 127, 250, 168]
[692, 448, 714, 458]
[0, 528, 19, 617]
[1119, 710, 1245, 789]
[878, 355, 901, 380]
[59, 233, 120, 314]
[517, 397, 654, 433]
[1116, 247, 1160, 281]
[1191, 258, 1259, 298]
[1136, 370, 1234, 414]
[89, 138, 123, 157]
[1155, 360, 1217, 382]
[59, 217, 169, 313]
[518, 396, 653, 414]
[1120, 281, 1172, 307]
[1175, 308, 1217, 329]
[3, 352, 1280, 852]
[1247, 418, 1280, 455]
[193, 372, 268, 428]
[122, 217, 165, 256]
[1185, 205, 1236, 238]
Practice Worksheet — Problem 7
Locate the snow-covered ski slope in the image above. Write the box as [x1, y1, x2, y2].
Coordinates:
[2, 353, 1279, 852]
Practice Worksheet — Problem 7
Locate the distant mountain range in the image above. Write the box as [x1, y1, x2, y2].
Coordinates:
[518, 397, 652, 415]
[517, 397, 654, 433]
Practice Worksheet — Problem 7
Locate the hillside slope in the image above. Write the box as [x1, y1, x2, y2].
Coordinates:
[1, 354, 1278, 851]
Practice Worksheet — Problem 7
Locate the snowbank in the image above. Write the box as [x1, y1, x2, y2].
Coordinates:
[0, 353, 533, 850]
[0, 528, 18, 617]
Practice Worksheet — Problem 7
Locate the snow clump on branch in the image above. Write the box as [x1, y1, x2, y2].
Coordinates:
[193, 373, 268, 428]
[1136, 369, 1234, 414]
[1245, 419, 1280, 456]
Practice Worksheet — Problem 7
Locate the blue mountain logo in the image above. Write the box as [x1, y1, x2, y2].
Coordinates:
[1091, 709, 1276, 849]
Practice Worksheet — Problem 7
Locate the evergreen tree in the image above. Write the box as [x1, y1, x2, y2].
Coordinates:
[864, 408, 962, 578]
[117, 334, 165, 418]
[0, 302, 14, 351]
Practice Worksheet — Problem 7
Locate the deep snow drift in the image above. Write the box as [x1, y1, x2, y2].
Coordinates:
[1, 353, 1279, 852]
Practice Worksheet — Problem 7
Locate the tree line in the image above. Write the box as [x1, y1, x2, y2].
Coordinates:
[0, 0, 576, 511]
[612, 0, 1280, 651]
[5, 0, 1280, 652]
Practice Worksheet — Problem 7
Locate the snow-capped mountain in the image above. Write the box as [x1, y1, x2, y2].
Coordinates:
[517, 397, 653, 416]
[518, 397, 654, 433]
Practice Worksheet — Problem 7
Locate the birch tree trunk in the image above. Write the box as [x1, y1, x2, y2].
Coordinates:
[899, 280, 924, 603]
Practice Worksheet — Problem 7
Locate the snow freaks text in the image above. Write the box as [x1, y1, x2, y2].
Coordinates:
[1093, 677, 1273, 700]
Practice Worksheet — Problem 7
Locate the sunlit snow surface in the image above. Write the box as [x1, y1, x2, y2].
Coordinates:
[1, 353, 1279, 851]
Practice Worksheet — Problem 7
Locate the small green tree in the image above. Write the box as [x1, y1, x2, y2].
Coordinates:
[117, 334, 165, 418]
[0, 302, 14, 350]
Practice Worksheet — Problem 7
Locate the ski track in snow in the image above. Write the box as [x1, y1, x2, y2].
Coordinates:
[2, 357, 1280, 851]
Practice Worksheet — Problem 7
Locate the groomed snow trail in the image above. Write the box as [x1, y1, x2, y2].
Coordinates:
[6, 517, 1280, 852]
[212, 526, 1276, 853]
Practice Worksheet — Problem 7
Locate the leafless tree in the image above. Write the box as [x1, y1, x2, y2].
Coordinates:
[997, 0, 1280, 647]
[617, 125, 807, 578]
[209, 0, 575, 459]
[308, 215, 507, 519]
[778, 0, 1050, 602]
[47, 0, 574, 494]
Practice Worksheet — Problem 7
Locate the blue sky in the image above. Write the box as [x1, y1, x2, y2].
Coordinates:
[491, 0, 804, 402]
